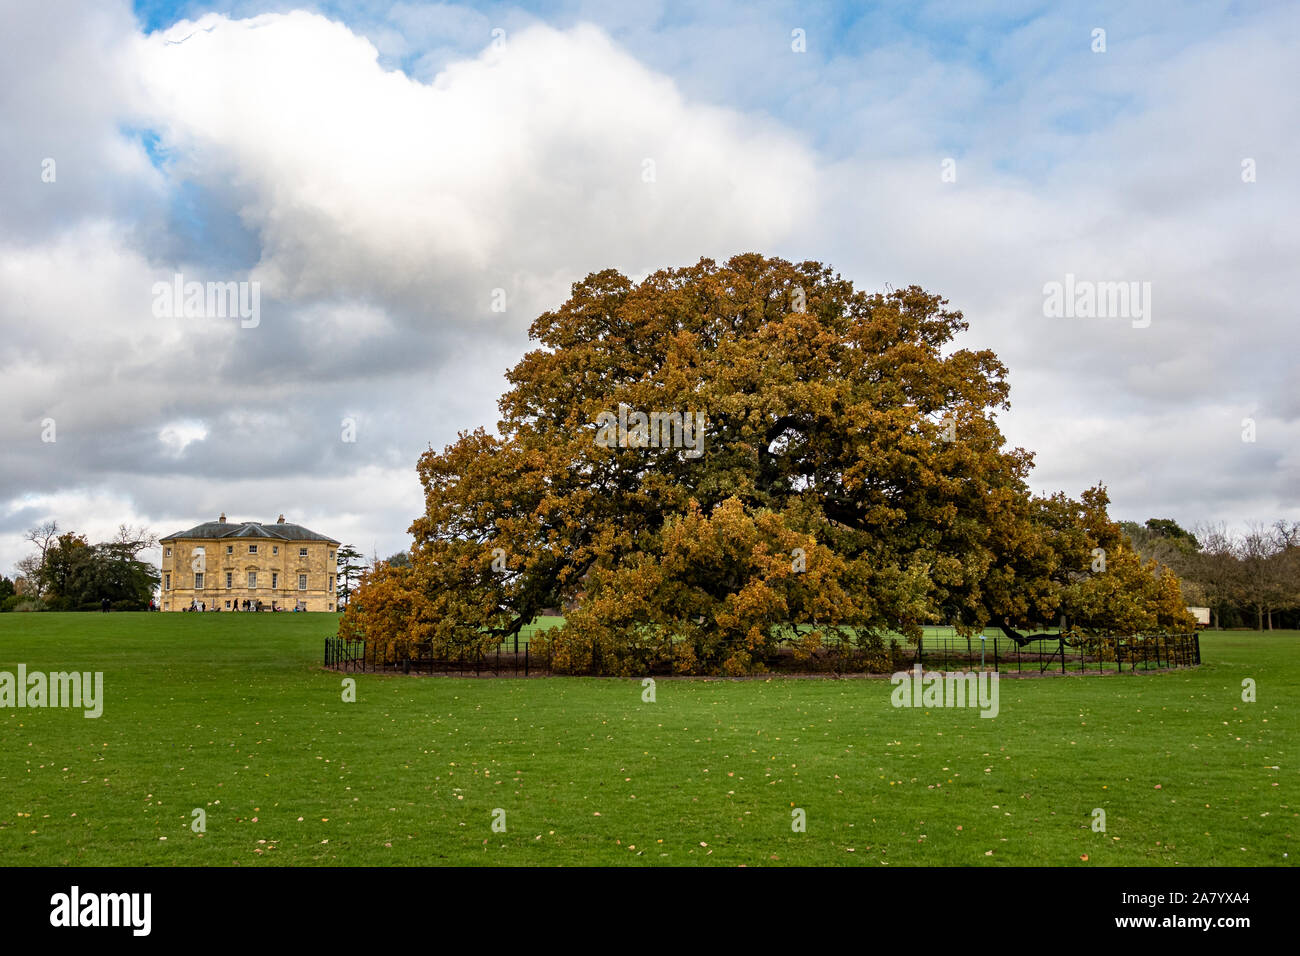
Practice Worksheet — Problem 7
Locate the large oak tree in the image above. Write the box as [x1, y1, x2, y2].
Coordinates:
[341, 254, 1194, 673]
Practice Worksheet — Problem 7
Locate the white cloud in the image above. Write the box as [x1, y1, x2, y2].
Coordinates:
[134, 13, 817, 317]
[159, 419, 210, 457]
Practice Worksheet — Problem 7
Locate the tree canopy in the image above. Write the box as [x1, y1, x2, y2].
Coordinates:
[31, 531, 159, 609]
[341, 254, 1195, 674]
[335, 545, 365, 608]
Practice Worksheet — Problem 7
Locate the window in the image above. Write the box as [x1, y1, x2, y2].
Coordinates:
[165, 573, 171, 590]
[194, 572, 204, 589]
[299, 547, 308, 557]
[165, 547, 172, 557]
[249, 544, 258, 554]
[226, 572, 232, 589]
[226, 545, 233, 554]
[225, 600, 230, 609]
[329, 551, 335, 561]
[248, 572, 257, 589]
[272, 572, 278, 589]
[328, 604, 333, 611]
[329, 575, 334, 593]
[298, 574, 307, 591]
[272, 546, 278, 555]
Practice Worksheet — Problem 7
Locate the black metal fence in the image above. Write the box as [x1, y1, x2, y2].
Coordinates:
[325, 637, 552, 676]
[323, 636, 367, 670]
[323, 631, 1200, 677]
[902, 632, 1200, 675]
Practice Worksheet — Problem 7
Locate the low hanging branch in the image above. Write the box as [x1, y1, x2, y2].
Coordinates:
[997, 621, 1061, 647]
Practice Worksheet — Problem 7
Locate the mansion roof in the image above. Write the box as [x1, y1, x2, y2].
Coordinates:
[161, 518, 339, 544]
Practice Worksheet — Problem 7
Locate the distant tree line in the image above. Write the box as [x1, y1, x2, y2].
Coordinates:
[1121, 518, 1300, 630]
[4, 521, 160, 611]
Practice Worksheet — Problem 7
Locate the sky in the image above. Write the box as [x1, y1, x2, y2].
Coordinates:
[1, 0, 1297, 576]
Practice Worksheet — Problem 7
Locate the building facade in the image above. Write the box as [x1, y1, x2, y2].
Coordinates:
[159, 514, 340, 612]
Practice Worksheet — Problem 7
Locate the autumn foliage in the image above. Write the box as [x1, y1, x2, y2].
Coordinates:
[340, 253, 1195, 674]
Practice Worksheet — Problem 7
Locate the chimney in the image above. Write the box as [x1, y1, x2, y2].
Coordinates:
[277, 514, 286, 524]
[219, 513, 226, 523]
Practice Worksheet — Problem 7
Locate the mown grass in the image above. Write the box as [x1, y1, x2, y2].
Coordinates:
[0, 613, 1293, 866]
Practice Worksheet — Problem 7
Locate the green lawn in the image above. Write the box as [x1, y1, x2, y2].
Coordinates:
[0, 613, 1293, 866]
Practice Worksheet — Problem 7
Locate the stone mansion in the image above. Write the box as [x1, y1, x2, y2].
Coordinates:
[159, 514, 340, 612]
